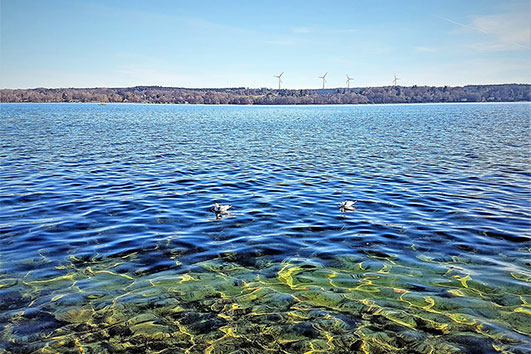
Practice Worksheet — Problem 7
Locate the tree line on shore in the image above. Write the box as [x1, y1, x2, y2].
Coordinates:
[1, 84, 529, 105]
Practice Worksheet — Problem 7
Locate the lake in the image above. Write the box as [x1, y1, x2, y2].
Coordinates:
[0, 103, 530, 353]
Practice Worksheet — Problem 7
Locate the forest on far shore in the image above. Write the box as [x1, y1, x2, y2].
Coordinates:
[1, 84, 529, 105]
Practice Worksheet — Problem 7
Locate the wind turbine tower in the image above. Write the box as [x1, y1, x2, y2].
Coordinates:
[274, 72, 284, 90]
[392, 74, 400, 86]
[346, 74, 354, 89]
[318, 72, 328, 89]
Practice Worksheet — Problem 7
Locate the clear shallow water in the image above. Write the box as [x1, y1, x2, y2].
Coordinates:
[0, 103, 530, 353]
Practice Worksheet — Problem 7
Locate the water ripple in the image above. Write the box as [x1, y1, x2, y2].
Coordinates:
[0, 103, 529, 353]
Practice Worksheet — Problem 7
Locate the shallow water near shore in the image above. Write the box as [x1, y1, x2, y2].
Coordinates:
[0, 103, 530, 353]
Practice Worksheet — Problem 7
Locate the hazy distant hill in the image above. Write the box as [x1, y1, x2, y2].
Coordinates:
[1, 84, 529, 105]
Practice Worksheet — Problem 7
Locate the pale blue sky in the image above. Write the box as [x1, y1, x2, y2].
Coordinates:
[1, 0, 530, 88]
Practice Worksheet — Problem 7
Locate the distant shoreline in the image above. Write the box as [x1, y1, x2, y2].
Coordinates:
[1, 84, 529, 105]
[1, 101, 529, 107]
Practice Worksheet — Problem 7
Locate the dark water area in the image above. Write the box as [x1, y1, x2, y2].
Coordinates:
[0, 103, 530, 353]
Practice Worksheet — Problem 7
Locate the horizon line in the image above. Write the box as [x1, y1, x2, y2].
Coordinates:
[2, 82, 530, 91]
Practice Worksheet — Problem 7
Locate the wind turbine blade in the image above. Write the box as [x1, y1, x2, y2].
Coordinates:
[324, 72, 328, 78]
[280, 72, 284, 77]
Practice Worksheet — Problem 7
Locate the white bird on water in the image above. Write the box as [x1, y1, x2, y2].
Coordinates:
[211, 203, 232, 215]
[339, 200, 357, 211]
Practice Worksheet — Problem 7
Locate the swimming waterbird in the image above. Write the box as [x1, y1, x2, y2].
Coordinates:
[339, 200, 357, 211]
[210, 203, 232, 217]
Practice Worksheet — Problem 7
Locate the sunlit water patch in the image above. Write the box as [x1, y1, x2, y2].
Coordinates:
[0, 103, 530, 353]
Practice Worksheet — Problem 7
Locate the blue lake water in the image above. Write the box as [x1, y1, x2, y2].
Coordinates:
[0, 103, 530, 353]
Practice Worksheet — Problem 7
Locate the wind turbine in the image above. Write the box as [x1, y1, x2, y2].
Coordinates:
[346, 74, 354, 89]
[274, 72, 284, 89]
[318, 72, 328, 89]
[392, 74, 400, 86]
